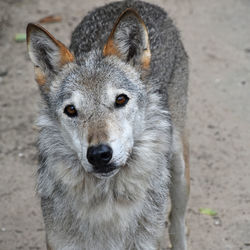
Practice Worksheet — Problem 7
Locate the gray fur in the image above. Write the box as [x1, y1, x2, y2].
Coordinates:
[27, 0, 189, 249]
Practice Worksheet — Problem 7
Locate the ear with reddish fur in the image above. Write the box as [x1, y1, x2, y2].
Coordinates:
[103, 9, 151, 70]
[26, 23, 74, 86]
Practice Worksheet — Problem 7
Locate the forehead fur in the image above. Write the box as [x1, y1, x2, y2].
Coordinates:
[77, 51, 142, 88]
[50, 50, 145, 101]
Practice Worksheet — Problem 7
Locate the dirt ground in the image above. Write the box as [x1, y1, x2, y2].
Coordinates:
[0, 0, 249, 249]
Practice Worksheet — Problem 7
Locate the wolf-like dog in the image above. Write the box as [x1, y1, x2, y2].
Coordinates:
[26, 0, 189, 249]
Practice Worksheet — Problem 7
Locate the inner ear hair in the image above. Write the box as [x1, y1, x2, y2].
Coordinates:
[103, 8, 151, 70]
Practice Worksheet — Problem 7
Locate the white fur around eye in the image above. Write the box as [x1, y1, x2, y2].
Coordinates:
[59, 90, 84, 117]
[107, 87, 132, 106]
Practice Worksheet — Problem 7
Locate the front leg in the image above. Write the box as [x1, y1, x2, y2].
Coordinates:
[46, 232, 83, 250]
[128, 237, 159, 250]
[169, 133, 190, 250]
[46, 235, 52, 250]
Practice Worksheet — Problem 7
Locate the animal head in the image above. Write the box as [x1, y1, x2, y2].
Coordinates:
[27, 9, 151, 178]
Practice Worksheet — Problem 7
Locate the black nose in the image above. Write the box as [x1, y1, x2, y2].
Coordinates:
[87, 144, 113, 167]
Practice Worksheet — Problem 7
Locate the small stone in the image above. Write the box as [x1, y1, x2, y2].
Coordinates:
[241, 81, 246, 85]
[1, 227, 6, 232]
[17, 70, 22, 76]
[208, 124, 215, 129]
[213, 216, 222, 226]
[0, 70, 8, 77]
[18, 153, 24, 158]
[244, 48, 250, 53]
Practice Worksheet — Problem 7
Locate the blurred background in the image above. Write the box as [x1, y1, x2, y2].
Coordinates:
[0, 0, 249, 249]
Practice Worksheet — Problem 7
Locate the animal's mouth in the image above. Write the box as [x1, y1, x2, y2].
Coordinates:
[94, 163, 117, 173]
[92, 164, 120, 179]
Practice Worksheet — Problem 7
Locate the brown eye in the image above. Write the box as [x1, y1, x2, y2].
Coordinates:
[64, 105, 78, 117]
[115, 94, 129, 108]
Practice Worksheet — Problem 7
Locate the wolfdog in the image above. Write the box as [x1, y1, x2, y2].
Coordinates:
[26, 0, 189, 249]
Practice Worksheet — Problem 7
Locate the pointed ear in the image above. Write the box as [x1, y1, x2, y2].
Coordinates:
[103, 9, 151, 69]
[26, 23, 74, 85]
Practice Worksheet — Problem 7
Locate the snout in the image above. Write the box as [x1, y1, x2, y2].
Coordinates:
[87, 144, 115, 173]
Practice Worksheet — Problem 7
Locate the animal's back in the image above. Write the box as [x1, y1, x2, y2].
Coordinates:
[70, 0, 188, 132]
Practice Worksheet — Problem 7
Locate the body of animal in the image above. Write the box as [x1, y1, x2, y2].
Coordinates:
[26, 1, 189, 249]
